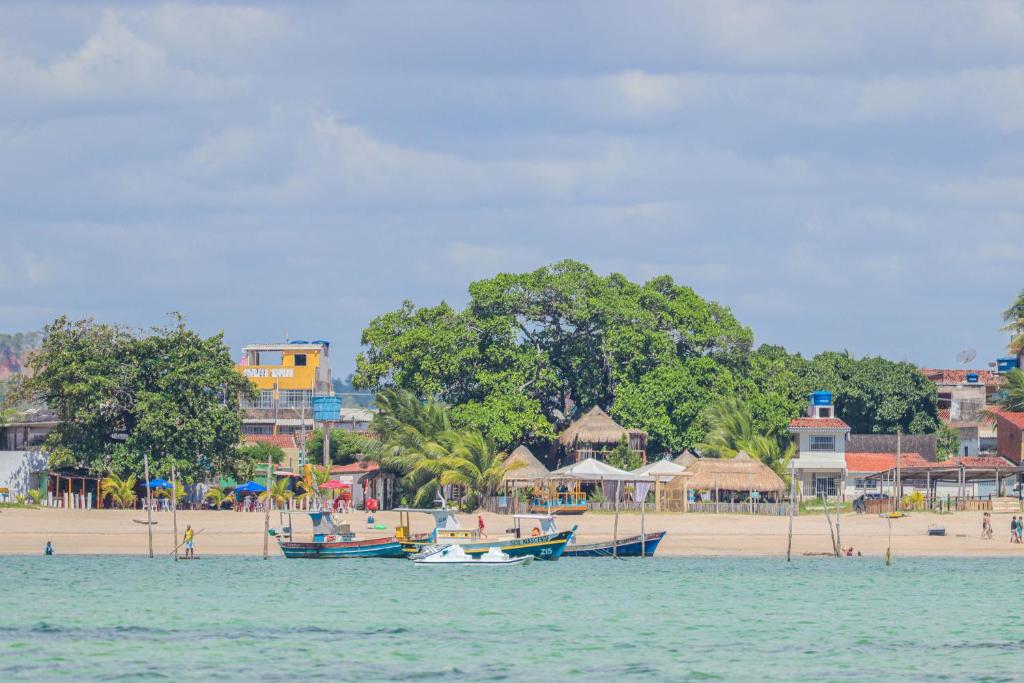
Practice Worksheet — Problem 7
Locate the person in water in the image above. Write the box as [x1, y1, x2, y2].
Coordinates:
[183, 525, 195, 558]
[44, 541, 53, 556]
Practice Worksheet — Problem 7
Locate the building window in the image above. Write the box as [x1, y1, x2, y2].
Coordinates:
[817, 407, 832, 418]
[938, 392, 952, 410]
[853, 478, 878, 490]
[279, 390, 312, 408]
[809, 435, 835, 451]
[241, 390, 275, 409]
[294, 354, 307, 367]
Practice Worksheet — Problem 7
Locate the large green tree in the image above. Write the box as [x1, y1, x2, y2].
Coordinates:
[1002, 289, 1024, 357]
[11, 315, 257, 481]
[354, 260, 753, 451]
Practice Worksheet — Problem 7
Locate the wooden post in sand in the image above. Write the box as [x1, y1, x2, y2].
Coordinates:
[612, 479, 620, 559]
[143, 452, 154, 559]
[263, 449, 274, 560]
[171, 465, 179, 562]
[640, 480, 646, 558]
[786, 459, 795, 562]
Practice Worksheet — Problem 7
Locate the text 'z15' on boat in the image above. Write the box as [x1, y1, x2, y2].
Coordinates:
[274, 511, 406, 559]
[395, 509, 575, 561]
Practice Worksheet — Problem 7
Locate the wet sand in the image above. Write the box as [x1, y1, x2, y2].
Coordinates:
[2, 507, 1022, 557]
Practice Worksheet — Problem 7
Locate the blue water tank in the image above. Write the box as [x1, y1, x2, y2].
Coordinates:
[810, 391, 833, 406]
[966, 372, 979, 383]
[289, 339, 309, 344]
[312, 395, 342, 421]
[997, 357, 1019, 373]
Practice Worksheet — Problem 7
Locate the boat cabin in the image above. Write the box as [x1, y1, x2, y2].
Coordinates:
[529, 480, 588, 515]
[394, 508, 480, 542]
[510, 514, 559, 539]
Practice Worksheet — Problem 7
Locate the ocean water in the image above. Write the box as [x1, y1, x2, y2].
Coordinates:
[1, 555, 1021, 681]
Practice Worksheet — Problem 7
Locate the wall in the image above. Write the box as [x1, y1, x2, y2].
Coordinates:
[996, 415, 1024, 465]
[0, 450, 47, 497]
[847, 434, 938, 461]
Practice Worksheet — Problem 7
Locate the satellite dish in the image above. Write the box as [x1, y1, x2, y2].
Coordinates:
[956, 348, 977, 365]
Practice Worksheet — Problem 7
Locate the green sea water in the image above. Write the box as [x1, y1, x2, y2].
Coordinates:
[1, 555, 1022, 681]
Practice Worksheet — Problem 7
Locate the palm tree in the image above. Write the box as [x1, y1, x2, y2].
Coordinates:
[101, 473, 138, 509]
[1002, 289, 1024, 357]
[698, 397, 757, 457]
[259, 478, 293, 510]
[436, 432, 525, 510]
[295, 466, 332, 508]
[698, 397, 796, 479]
[994, 368, 1024, 412]
[204, 487, 233, 510]
[350, 388, 461, 507]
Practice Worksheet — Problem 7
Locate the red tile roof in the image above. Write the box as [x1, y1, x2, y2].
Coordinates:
[330, 461, 380, 474]
[788, 417, 850, 430]
[948, 456, 1015, 468]
[244, 434, 296, 448]
[845, 452, 927, 472]
[920, 368, 1003, 386]
[991, 409, 1024, 430]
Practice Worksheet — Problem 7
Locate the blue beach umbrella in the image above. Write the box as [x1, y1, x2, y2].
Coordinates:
[234, 481, 266, 494]
[146, 479, 172, 489]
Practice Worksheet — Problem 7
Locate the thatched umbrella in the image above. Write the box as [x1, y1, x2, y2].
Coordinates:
[679, 451, 785, 501]
[502, 445, 550, 487]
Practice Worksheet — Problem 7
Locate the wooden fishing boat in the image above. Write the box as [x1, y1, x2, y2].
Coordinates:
[396, 509, 575, 561]
[562, 531, 667, 557]
[276, 511, 406, 559]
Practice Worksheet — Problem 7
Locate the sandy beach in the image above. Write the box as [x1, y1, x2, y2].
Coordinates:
[2, 507, 1023, 557]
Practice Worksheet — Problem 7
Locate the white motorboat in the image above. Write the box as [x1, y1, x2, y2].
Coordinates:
[413, 544, 533, 566]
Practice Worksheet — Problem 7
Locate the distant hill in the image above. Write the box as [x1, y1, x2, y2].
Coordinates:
[0, 332, 40, 381]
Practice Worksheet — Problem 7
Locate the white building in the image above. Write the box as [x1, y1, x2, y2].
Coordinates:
[788, 391, 851, 500]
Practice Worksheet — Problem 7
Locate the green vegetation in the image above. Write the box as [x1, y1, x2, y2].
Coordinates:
[260, 478, 293, 509]
[994, 368, 1024, 413]
[347, 388, 522, 509]
[935, 422, 960, 461]
[605, 436, 642, 471]
[9, 315, 257, 483]
[305, 428, 363, 465]
[697, 396, 796, 478]
[204, 487, 234, 510]
[354, 260, 942, 455]
[233, 442, 285, 482]
[101, 473, 138, 509]
[1002, 289, 1024, 358]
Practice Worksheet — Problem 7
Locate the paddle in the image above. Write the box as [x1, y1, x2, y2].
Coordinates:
[168, 528, 205, 557]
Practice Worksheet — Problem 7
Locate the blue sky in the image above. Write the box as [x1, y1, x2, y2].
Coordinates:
[2, 1, 1023, 376]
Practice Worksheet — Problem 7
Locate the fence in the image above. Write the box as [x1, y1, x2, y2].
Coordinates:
[686, 501, 792, 516]
[861, 495, 997, 515]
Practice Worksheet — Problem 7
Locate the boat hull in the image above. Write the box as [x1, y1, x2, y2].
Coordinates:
[562, 531, 666, 558]
[278, 537, 406, 559]
[401, 529, 575, 561]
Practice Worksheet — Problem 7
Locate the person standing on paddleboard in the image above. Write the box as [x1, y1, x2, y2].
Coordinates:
[184, 525, 195, 558]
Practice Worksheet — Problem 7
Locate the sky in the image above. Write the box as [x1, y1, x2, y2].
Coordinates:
[2, 1, 1023, 377]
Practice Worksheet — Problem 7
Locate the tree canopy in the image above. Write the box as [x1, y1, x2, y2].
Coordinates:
[354, 260, 942, 453]
[10, 315, 257, 481]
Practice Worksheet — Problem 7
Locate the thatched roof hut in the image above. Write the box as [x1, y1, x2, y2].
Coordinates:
[679, 451, 785, 493]
[502, 445, 549, 485]
[558, 406, 648, 462]
[673, 450, 699, 467]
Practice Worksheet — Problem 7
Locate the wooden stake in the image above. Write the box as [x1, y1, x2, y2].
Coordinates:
[640, 481, 646, 558]
[612, 479, 620, 559]
[786, 460, 795, 562]
[171, 465, 179, 562]
[143, 452, 153, 558]
[263, 449, 274, 560]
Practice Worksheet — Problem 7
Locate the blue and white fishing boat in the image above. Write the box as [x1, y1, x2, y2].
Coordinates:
[276, 511, 405, 559]
[562, 530, 667, 557]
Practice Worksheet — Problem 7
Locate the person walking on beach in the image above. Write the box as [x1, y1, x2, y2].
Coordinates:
[477, 514, 487, 538]
[183, 525, 195, 558]
[44, 541, 53, 555]
[1016, 517, 1023, 544]
[982, 512, 993, 540]
[1011, 516, 1019, 543]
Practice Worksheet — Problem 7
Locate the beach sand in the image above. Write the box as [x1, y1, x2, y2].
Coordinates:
[2, 507, 1023, 557]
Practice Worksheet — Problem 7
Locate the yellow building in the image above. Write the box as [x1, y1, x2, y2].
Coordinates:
[236, 341, 332, 435]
